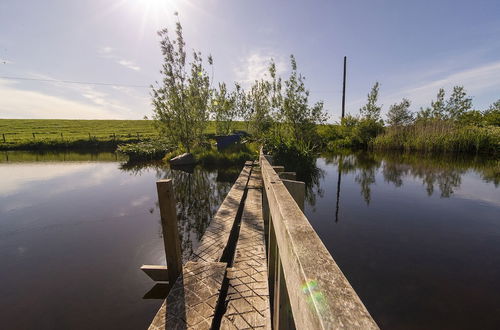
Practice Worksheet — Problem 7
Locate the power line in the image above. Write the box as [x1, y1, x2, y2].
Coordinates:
[0, 75, 149, 88]
[0, 75, 343, 95]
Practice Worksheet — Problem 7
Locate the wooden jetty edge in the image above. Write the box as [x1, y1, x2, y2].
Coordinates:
[144, 155, 379, 329]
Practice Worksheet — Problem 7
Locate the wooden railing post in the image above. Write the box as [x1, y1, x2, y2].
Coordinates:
[268, 214, 277, 321]
[260, 152, 378, 329]
[282, 179, 305, 212]
[156, 179, 183, 283]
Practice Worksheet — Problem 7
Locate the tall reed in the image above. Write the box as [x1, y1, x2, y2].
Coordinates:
[373, 121, 500, 154]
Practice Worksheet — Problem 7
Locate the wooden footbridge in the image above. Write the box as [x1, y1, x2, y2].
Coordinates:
[141, 151, 378, 329]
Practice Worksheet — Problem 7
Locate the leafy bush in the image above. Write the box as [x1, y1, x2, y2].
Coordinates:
[117, 140, 173, 162]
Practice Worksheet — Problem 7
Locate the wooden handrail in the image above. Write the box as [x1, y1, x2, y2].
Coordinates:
[260, 152, 378, 329]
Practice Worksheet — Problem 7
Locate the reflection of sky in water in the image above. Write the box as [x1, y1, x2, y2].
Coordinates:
[0, 154, 234, 330]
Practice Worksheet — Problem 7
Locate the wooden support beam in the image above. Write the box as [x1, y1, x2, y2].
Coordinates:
[278, 172, 296, 180]
[156, 179, 183, 283]
[140, 265, 169, 282]
[272, 166, 285, 173]
[282, 179, 305, 212]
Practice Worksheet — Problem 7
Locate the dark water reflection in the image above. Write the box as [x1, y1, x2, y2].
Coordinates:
[0, 151, 237, 330]
[2, 151, 499, 329]
[302, 151, 500, 329]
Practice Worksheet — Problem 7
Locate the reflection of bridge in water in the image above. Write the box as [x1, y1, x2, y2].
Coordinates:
[142, 151, 378, 329]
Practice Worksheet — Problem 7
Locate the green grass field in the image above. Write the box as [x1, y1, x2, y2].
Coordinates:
[0, 119, 249, 150]
[0, 119, 159, 144]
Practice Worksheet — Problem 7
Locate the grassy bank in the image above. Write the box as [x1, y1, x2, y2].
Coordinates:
[373, 122, 500, 154]
[163, 143, 259, 167]
[0, 119, 248, 150]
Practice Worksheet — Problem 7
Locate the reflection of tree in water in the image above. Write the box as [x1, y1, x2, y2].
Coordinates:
[323, 151, 498, 205]
[324, 152, 380, 205]
[120, 161, 235, 261]
[299, 165, 325, 209]
[353, 153, 380, 205]
[275, 158, 325, 208]
[167, 167, 234, 261]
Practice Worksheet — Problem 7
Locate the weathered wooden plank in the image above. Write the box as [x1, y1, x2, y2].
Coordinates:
[148, 261, 227, 330]
[157, 179, 183, 283]
[278, 172, 296, 180]
[281, 179, 305, 212]
[221, 171, 271, 329]
[260, 153, 379, 330]
[190, 162, 253, 263]
[141, 264, 169, 282]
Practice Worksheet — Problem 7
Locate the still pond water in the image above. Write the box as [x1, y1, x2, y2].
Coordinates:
[0, 151, 499, 329]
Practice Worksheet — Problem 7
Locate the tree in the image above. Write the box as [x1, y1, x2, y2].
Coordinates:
[430, 88, 446, 119]
[151, 18, 212, 152]
[387, 98, 413, 126]
[246, 78, 272, 139]
[488, 99, 500, 112]
[276, 55, 327, 144]
[211, 82, 236, 135]
[484, 99, 500, 126]
[360, 82, 382, 121]
[445, 86, 472, 119]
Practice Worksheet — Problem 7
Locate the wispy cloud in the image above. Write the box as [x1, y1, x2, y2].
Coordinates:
[0, 79, 123, 119]
[347, 60, 500, 115]
[98, 46, 141, 72]
[117, 59, 141, 71]
[99, 46, 114, 55]
[385, 60, 500, 109]
[234, 50, 287, 87]
[0, 73, 143, 119]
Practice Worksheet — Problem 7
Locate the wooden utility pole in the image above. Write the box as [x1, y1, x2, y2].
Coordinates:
[341, 56, 347, 119]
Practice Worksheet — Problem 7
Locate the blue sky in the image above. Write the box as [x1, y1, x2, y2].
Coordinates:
[1, 0, 499, 121]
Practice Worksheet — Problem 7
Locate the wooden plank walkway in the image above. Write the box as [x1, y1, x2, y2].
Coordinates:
[146, 157, 377, 329]
[149, 161, 258, 330]
[191, 161, 253, 263]
[221, 169, 271, 329]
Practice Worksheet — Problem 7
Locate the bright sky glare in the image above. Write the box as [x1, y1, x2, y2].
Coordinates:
[0, 0, 499, 121]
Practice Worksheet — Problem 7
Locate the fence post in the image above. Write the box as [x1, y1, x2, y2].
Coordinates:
[61, 132, 63, 141]
[88, 133, 91, 140]
[278, 172, 296, 180]
[282, 179, 305, 212]
[113, 133, 116, 141]
[156, 179, 183, 284]
[2, 133, 5, 143]
[32, 132, 35, 140]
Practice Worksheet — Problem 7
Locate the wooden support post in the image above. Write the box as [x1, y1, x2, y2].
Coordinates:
[278, 260, 295, 330]
[273, 252, 281, 330]
[278, 172, 296, 180]
[88, 133, 91, 140]
[2, 133, 5, 143]
[282, 179, 306, 212]
[264, 154, 274, 165]
[140, 265, 169, 282]
[32, 132, 35, 140]
[60, 132, 63, 141]
[272, 166, 285, 174]
[262, 187, 270, 245]
[156, 179, 183, 283]
[268, 216, 277, 322]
